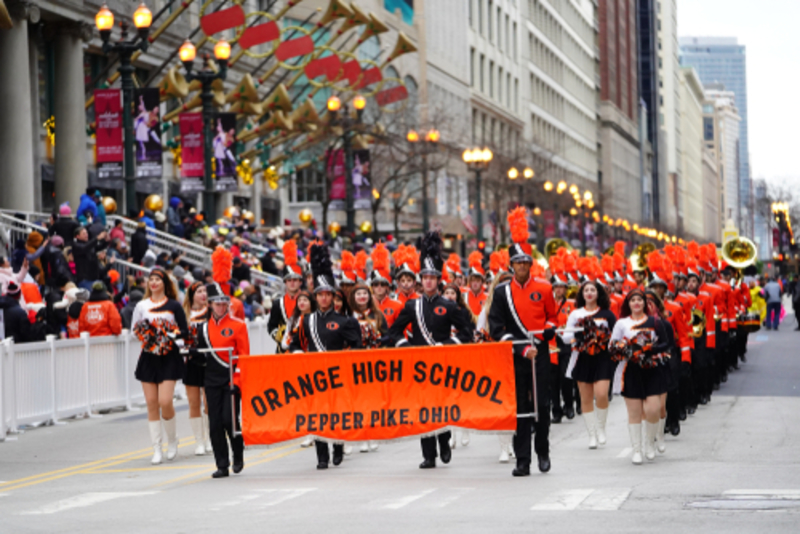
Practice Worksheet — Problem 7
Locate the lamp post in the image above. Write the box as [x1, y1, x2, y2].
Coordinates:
[407, 128, 440, 234]
[462, 147, 493, 242]
[178, 39, 230, 220]
[507, 165, 534, 207]
[327, 95, 366, 235]
[95, 3, 152, 216]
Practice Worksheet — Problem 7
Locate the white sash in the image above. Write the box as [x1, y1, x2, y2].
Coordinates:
[415, 299, 437, 346]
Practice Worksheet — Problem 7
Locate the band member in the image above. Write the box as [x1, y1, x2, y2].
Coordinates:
[183, 281, 212, 456]
[674, 257, 698, 416]
[443, 283, 476, 449]
[280, 291, 316, 352]
[131, 268, 188, 465]
[686, 257, 716, 406]
[370, 243, 403, 327]
[609, 289, 672, 464]
[550, 257, 576, 423]
[267, 239, 302, 351]
[392, 244, 420, 305]
[387, 232, 474, 469]
[698, 245, 726, 392]
[463, 251, 488, 318]
[488, 208, 557, 476]
[339, 250, 357, 297]
[197, 279, 251, 478]
[290, 244, 362, 469]
[562, 280, 617, 449]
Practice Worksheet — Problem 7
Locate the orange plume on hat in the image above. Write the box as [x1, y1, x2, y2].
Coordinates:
[647, 250, 663, 273]
[507, 207, 530, 251]
[614, 241, 626, 257]
[355, 250, 369, 281]
[549, 254, 564, 276]
[613, 252, 625, 272]
[212, 246, 233, 284]
[340, 250, 356, 281]
[371, 242, 391, 280]
[489, 251, 503, 274]
[687, 241, 700, 260]
[499, 249, 509, 271]
[468, 251, 483, 270]
[601, 254, 614, 275]
[563, 253, 577, 274]
[446, 253, 461, 274]
[283, 239, 298, 267]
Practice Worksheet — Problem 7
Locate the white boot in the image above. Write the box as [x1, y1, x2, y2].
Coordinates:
[449, 434, 457, 449]
[360, 442, 369, 453]
[582, 411, 598, 449]
[461, 430, 470, 447]
[149, 421, 163, 465]
[369, 440, 379, 452]
[343, 443, 353, 455]
[163, 417, 178, 461]
[628, 424, 643, 465]
[644, 421, 658, 460]
[300, 436, 314, 448]
[596, 407, 608, 445]
[498, 434, 512, 463]
[202, 413, 212, 453]
[656, 417, 667, 454]
[189, 417, 206, 456]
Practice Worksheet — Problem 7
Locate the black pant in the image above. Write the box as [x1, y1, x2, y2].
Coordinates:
[315, 441, 344, 464]
[420, 432, 451, 461]
[680, 361, 695, 409]
[205, 384, 244, 470]
[550, 345, 575, 417]
[513, 348, 550, 465]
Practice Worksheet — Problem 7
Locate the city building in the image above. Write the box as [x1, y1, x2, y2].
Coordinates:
[680, 36, 751, 236]
[701, 147, 721, 242]
[703, 88, 741, 233]
[636, 0, 660, 224]
[678, 67, 706, 240]
[597, 0, 644, 226]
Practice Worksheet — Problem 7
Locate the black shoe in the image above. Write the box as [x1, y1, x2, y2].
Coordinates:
[713, 383, 720, 391]
[741, 354, 747, 363]
[698, 396, 708, 405]
[688, 406, 697, 415]
[512, 463, 530, 477]
[232, 461, 244, 474]
[552, 413, 563, 424]
[721, 373, 728, 383]
[212, 468, 229, 478]
[576, 404, 582, 415]
[564, 406, 575, 420]
[317, 462, 329, 470]
[419, 459, 436, 469]
[669, 422, 680, 436]
[679, 408, 687, 421]
[731, 363, 740, 371]
[440, 443, 452, 464]
[332, 452, 343, 466]
[537, 455, 551, 473]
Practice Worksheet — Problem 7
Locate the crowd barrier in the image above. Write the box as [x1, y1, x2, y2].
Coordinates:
[0, 317, 276, 442]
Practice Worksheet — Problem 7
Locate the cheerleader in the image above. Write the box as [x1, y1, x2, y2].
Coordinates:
[281, 291, 316, 448]
[442, 283, 476, 449]
[183, 282, 212, 456]
[349, 283, 388, 453]
[562, 281, 617, 449]
[609, 289, 672, 464]
[131, 268, 189, 465]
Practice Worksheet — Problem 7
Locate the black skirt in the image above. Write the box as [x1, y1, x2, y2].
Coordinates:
[571, 350, 616, 383]
[183, 358, 205, 387]
[621, 362, 670, 399]
[135, 349, 185, 384]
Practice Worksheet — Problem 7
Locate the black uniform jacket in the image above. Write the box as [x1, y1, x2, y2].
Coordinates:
[387, 293, 474, 347]
[289, 308, 363, 353]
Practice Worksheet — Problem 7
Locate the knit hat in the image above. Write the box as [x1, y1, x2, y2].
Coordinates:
[59, 203, 71, 216]
[51, 235, 64, 247]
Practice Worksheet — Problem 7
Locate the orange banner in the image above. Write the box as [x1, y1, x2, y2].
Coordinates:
[239, 342, 518, 445]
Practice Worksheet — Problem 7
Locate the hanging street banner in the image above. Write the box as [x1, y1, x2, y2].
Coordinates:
[213, 112, 238, 192]
[133, 88, 163, 178]
[179, 113, 204, 193]
[239, 342, 517, 445]
[94, 89, 123, 180]
[327, 148, 372, 211]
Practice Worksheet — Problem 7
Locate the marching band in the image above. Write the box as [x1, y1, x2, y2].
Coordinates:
[131, 207, 759, 478]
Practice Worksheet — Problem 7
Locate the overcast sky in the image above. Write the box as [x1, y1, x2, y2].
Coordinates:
[677, 0, 800, 188]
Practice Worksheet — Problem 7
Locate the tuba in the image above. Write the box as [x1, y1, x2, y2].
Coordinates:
[721, 237, 757, 270]
[689, 308, 706, 338]
[630, 242, 656, 272]
[545, 238, 573, 260]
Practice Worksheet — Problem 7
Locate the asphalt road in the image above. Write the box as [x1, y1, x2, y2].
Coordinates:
[2, 319, 800, 533]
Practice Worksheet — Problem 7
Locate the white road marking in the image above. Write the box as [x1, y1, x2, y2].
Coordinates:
[21, 492, 158, 515]
[724, 490, 800, 500]
[427, 488, 474, 508]
[531, 489, 594, 511]
[210, 493, 264, 511]
[579, 488, 631, 510]
[255, 488, 317, 507]
[371, 489, 437, 510]
[617, 448, 632, 458]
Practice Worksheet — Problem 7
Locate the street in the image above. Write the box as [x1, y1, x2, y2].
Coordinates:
[2, 321, 799, 533]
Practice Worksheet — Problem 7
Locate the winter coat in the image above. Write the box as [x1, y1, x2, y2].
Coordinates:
[131, 228, 149, 265]
[120, 290, 144, 329]
[25, 231, 46, 285]
[72, 237, 101, 283]
[0, 296, 32, 342]
[76, 194, 98, 224]
[79, 289, 122, 337]
[49, 216, 80, 246]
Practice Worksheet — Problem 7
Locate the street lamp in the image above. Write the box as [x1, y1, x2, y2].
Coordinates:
[179, 39, 230, 220]
[462, 147, 493, 241]
[408, 128, 441, 233]
[95, 2, 152, 216]
[327, 94, 366, 234]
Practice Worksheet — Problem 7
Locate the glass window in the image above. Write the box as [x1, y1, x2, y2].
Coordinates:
[294, 166, 325, 203]
[488, 0, 493, 41]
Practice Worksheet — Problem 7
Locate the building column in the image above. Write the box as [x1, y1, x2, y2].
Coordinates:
[53, 23, 89, 209]
[0, 7, 35, 211]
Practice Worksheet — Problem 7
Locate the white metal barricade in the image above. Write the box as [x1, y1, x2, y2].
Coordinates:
[0, 317, 276, 441]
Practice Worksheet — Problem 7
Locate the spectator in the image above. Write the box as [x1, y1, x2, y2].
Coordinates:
[154, 210, 167, 232]
[79, 281, 122, 337]
[260, 249, 279, 275]
[763, 275, 783, 330]
[93, 190, 107, 226]
[0, 256, 27, 295]
[50, 203, 80, 246]
[109, 219, 126, 243]
[27, 303, 48, 342]
[140, 209, 156, 231]
[131, 222, 149, 264]
[0, 282, 32, 342]
[76, 188, 98, 225]
[87, 215, 106, 240]
[41, 235, 73, 288]
[232, 256, 251, 282]
[25, 231, 48, 286]
[72, 226, 107, 290]
[121, 288, 144, 329]
[167, 197, 185, 237]
[64, 246, 76, 278]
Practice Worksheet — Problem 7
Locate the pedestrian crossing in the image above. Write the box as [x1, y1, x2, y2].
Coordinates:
[20, 492, 158, 515]
[530, 488, 631, 511]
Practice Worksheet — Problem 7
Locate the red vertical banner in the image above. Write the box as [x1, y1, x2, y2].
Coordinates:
[543, 210, 556, 238]
[180, 113, 205, 193]
[94, 89, 123, 179]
